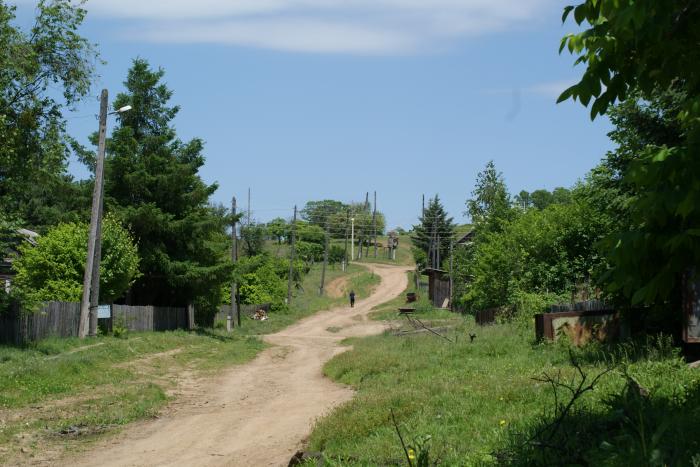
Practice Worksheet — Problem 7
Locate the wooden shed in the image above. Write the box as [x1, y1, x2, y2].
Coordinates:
[423, 268, 451, 309]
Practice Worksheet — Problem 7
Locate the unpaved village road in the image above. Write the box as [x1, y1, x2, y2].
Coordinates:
[73, 264, 409, 467]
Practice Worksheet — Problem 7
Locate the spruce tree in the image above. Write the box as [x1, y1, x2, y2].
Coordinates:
[412, 195, 454, 269]
[104, 59, 231, 311]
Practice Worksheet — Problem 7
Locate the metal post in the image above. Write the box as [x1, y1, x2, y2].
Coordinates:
[80, 89, 109, 339]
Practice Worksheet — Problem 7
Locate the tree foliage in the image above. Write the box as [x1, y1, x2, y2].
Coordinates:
[561, 2, 700, 307]
[0, 0, 98, 229]
[11, 216, 140, 306]
[411, 195, 454, 270]
[102, 59, 232, 308]
[240, 223, 267, 257]
[466, 161, 513, 234]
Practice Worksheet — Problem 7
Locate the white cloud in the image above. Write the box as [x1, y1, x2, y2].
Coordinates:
[75, 0, 558, 54]
[526, 79, 577, 98]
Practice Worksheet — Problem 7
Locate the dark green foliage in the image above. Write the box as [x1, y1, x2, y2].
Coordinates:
[102, 59, 232, 308]
[0, 1, 98, 229]
[266, 217, 288, 244]
[560, 3, 700, 310]
[233, 254, 301, 311]
[296, 241, 324, 264]
[329, 245, 346, 265]
[466, 161, 514, 235]
[240, 223, 267, 257]
[411, 195, 454, 270]
[301, 200, 348, 227]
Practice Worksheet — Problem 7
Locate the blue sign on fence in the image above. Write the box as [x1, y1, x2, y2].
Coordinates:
[98, 305, 111, 319]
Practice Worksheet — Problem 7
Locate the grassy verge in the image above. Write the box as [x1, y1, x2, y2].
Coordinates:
[221, 263, 380, 336]
[0, 262, 379, 464]
[309, 314, 700, 465]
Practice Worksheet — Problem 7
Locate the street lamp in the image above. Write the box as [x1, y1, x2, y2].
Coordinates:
[79, 90, 132, 338]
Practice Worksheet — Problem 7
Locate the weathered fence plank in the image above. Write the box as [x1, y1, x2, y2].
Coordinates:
[1, 302, 188, 345]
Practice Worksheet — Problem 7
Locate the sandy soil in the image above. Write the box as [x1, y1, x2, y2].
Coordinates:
[70, 264, 409, 467]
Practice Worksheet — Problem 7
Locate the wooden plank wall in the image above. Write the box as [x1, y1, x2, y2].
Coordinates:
[1, 303, 187, 345]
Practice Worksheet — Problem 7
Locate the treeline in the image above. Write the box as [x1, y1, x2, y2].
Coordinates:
[414, 85, 694, 334]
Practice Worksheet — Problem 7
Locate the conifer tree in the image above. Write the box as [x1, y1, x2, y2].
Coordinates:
[103, 59, 231, 312]
[411, 195, 454, 269]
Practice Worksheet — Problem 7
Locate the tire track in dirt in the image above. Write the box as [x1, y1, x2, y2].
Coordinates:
[71, 264, 410, 467]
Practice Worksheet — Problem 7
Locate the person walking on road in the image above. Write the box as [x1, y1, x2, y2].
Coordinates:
[349, 290, 356, 308]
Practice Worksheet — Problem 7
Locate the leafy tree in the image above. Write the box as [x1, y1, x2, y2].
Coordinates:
[301, 200, 348, 227]
[411, 195, 454, 269]
[466, 161, 514, 234]
[530, 189, 554, 211]
[296, 223, 325, 245]
[266, 217, 288, 244]
[514, 190, 532, 210]
[0, 0, 98, 229]
[295, 241, 324, 264]
[11, 216, 140, 306]
[240, 223, 266, 257]
[328, 245, 346, 266]
[101, 59, 232, 308]
[560, 2, 700, 307]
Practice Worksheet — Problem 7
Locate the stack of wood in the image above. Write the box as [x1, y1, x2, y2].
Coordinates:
[253, 309, 268, 321]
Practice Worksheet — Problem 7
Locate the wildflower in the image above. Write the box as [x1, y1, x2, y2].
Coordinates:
[499, 419, 507, 427]
[408, 448, 416, 460]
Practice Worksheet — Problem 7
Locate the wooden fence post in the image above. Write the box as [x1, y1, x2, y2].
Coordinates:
[187, 304, 195, 330]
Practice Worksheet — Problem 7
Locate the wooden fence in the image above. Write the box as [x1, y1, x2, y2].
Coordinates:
[0, 302, 188, 345]
[112, 305, 187, 333]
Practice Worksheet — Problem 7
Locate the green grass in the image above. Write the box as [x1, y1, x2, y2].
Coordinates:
[222, 263, 380, 336]
[0, 262, 379, 464]
[309, 316, 700, 465]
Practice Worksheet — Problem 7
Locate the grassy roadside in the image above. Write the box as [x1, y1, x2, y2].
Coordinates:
[308, 297, 700, 465]
[0, 263, 379, 464]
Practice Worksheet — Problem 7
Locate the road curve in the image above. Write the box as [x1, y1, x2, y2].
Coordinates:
[73, 263, 409, 467]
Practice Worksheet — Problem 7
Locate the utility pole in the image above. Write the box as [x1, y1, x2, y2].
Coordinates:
[350, 216, 355, 262]
[80, 89, 109, 339]
[422, 194, 425, 219]
[343, 209, 350, 271]
[372, 191, 377, 258]
[230, 197, 238, 331]
[287, 206, 297, 305]
[319, 220, 329, 295]
[247, 188, 251, 225]
[449, 238, 454, 312]
[437, 233, 441, 270]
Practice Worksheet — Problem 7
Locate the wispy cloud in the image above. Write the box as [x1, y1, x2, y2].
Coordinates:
[525, 79, 577, 98]
[74, 0, 557, 54]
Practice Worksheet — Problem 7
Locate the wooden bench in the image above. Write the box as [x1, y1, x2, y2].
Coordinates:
[398, 307, 415, 315]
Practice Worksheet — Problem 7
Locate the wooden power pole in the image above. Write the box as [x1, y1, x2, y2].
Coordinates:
[372, 191, 377, 258]
[343, 208, 350, 271]
[287, 206, 297, 304]
[319, 220, 330, 295]
[80, 89, 109, 339]
[449, 239, 454, 311]
[230, 196, 238, 330]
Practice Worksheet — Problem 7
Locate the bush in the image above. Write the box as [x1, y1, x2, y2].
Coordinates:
[11, 216, 140, 307]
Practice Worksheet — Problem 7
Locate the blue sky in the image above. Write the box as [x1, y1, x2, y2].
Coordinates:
[19, 0, 613, 229]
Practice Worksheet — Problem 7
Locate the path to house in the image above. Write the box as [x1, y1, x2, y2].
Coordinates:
[73, 263, 409, 467]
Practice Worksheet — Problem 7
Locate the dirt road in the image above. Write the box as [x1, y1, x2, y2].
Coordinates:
[74, 264, 409, 467]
